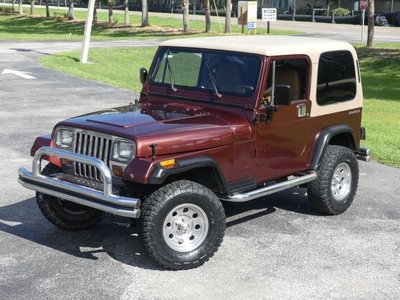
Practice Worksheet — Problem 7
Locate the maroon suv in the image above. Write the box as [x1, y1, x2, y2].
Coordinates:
[19, 36, 370, 270]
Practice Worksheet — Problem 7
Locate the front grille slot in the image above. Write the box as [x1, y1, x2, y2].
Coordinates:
[73, 132, 113, 182]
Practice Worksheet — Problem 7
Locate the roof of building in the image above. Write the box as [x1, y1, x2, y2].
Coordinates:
[159, 36, 356, 62]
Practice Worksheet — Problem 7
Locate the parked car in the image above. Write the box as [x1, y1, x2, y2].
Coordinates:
[19, 36, 370, 270]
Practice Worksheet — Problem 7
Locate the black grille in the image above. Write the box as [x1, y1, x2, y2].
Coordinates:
[73, 131, 113, 182]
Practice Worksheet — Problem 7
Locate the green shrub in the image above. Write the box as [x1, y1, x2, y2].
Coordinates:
[331, 7, 351, 17]
[0, 6, 15, 15]
[296, 5, 312, 15]
[53, 10, 68, 21]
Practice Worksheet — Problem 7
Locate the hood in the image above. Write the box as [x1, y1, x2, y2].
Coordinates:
[57, 103, 251, 157]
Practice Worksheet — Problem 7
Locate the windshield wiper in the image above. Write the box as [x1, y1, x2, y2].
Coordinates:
[204, 58, 222, 98]
[165, 52, 177, 92]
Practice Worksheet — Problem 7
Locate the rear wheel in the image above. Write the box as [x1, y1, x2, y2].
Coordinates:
[141, 180, 226, 270]
[308, 145, 359, 215]
[36, 164, 103, 230]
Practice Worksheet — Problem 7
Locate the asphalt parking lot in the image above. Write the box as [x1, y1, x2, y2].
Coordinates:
[1, 43, 400, 299]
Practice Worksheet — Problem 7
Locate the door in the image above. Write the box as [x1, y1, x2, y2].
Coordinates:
[255, 57, 311, 172]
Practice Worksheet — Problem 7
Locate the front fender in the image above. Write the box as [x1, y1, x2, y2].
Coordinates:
[122, 155, 228, 194]
[30, 134, 61, 167]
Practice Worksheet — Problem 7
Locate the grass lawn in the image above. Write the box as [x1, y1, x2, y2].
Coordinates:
[0, 6, 300, 40]
[356, 46, 400, 167]
[40, 44, 400, 167]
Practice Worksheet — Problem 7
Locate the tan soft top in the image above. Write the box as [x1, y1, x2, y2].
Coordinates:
[160, 36, 357, 63]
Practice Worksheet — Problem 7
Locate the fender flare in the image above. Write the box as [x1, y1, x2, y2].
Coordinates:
[310, 125, 357, 170]
[148, 156, 228, 194]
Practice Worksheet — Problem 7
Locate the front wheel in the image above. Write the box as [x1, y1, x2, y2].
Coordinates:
[36, 164, 103, 230]
[307, 145, 359, 215]
[140, 180, 226, 270]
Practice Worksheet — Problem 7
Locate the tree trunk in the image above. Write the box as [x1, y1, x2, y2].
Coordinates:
[11, 0, 15, 14]
[45, 0, 50, 17]
[93, 3, 98, 23]
[367, 0, 374, 48]
[225, 0, 232, 33]
[124, 0, 129, 26]
[19, 0, 23, 15]
[141, 0, 148, 27]
[108, 1, 113, 25]
[30, 0, 35, 16]
[182, 0, 189, 32]
[204, 0, 210, 32]
[67, 0, 74, 20]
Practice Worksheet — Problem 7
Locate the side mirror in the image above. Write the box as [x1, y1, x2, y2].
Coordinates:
[274, 84, 292, 106]
[139, 67, 148, 85]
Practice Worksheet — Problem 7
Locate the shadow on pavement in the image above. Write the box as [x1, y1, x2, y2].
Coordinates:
[0, 188, 317, 269]
[0, 197, 161, 270]
[224, 187, 318, 228]
[11, 48, 52, 56]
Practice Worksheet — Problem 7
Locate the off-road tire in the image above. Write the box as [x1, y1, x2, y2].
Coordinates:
[141, 180, 226, 270]
[36, 164, 103, 230]
[308, 145, 359, 215]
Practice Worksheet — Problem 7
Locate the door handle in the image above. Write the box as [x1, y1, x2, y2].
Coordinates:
[297, 104, 307, 118]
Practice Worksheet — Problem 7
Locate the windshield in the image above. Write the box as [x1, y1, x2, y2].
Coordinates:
[150, 48, 262, 100]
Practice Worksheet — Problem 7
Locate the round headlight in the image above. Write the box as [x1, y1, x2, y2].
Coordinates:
[113, 139, 136, 162]
[55, 129, 74, 149]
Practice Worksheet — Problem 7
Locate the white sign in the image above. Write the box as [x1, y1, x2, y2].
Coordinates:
[262, 8, 277, 22]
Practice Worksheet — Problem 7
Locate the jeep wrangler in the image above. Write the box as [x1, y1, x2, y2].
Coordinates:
[19, 36, 370, 270]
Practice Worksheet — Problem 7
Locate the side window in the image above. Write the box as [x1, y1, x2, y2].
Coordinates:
[317, 51, 356, 106]
[264, 59, 308, 103]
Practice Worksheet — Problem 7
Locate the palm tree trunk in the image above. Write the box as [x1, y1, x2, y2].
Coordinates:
[225, 0, 232, 33]
[93, 2, 98, 23]
[30, 0, 35, 16]
[141, 0, 148, 26]
[108, 1, 113, 25]
[367, 0, 375, 48]
[204, 0, 210, 32]
[19, 0, 23, 15]
[45, 0, 50, 17]
[124, 0, 129, 26]
[67, 0, 74, 20]
[183, 0, 189, 32]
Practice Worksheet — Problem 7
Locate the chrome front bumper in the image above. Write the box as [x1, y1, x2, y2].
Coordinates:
[18, 146, 141, 218]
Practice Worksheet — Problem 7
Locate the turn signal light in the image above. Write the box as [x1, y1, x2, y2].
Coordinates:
[160, 159, 175, 169]
[61, 159, 72, 165]
[112, 165, 123, 177]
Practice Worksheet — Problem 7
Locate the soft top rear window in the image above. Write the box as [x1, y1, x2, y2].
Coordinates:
[317, 50, 356, 106]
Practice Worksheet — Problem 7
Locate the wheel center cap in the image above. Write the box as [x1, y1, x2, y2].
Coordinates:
[174, 218, 190, 234]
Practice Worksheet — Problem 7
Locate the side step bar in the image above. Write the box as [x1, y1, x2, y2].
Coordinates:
[222, 171, 317, 203]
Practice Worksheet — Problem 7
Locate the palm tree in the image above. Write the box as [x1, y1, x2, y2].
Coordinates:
[204, 0, 211, 32]
[30, 0, 35, 16]
[18, 0, 23, 15]
[45, 0, 50, 17]
[225, 0, 232, 33]
[107, 0, 114, 25]
[93, 1, 98, 24]
[67, 0, 74, 20]
[142, 0, 149, 26]
[124, 0, 129, 26]
[367, 0, 375, 47]
[183, 0, 189, 32]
